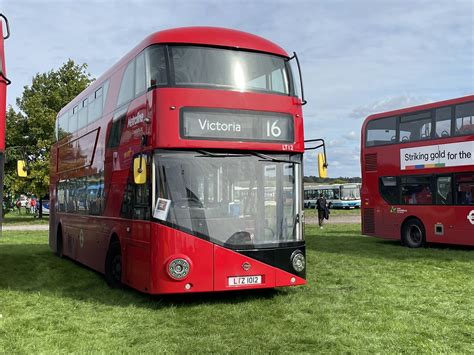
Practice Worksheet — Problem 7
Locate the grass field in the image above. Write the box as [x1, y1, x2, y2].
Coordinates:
[304, 207, 361, 218]
[0, 226, 473, 352]
[2, 212, 49, 225]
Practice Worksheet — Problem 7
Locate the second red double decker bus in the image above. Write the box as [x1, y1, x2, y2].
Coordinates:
[48, 27, 310, 294]
[361, 95, 474, 247]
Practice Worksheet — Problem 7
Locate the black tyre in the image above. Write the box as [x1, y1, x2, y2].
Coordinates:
[56, 226, 64, 258]
[105, 241, 123, 288]
[402, 219, 425, 248]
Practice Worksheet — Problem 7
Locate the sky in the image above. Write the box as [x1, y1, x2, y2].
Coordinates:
[1, 0, 473, 177]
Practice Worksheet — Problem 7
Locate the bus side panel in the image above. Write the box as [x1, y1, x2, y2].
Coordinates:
[453, 206, 474, 246]
[149, 223, 214, 294]
[123, 220, 151, 292]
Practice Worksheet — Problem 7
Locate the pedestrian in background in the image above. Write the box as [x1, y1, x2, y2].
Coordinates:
[316, 193, 328, 229]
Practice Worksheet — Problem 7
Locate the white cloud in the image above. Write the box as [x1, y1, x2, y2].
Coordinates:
[343, 131, 359, 141]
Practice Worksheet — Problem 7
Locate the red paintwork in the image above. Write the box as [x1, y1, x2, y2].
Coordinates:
[361, 95, 474, 246]
[0, 21, 6, 151]
[49, 27, 306, 294]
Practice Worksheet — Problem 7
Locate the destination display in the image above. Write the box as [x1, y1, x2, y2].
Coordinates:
[180, 108, 294, 142]
[400, 141, 474, 170]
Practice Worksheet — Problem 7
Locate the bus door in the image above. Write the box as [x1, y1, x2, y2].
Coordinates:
[453, 173, 474, 245]
[121, 159, 152, 292]
[432, 175, 456, 243]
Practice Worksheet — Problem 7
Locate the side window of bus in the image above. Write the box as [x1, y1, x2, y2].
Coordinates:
[107, 107, 127, 148]
[89, 86, 104, 124]
[435, 106, 452, 138]
[117, 61, 135, 107]
[146, 46, 168, 88]
[454, 102, 474, 136]
[400, 176, 432, 205]
[366, 116, 396, 146]
[71, 105, 79, 132]
[379, 176, 399, 204]
[455, 173, 474, 205]
[58, 113, 69, 140]
[135, 52, 146, 96]
[399, 111, 432, 143]
[435, 176, 452, 205]
[78, 98, 88, 130]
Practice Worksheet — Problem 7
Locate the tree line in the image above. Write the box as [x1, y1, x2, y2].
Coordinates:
[303, 176, 361, 184]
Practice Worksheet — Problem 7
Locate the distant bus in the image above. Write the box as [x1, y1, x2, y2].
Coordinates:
[361, 95, 474, 247]
[304, 183, 361, 209]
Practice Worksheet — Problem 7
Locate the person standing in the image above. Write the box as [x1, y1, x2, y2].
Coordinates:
[316, 193, 327, 229]
[30, 197, 37, 214]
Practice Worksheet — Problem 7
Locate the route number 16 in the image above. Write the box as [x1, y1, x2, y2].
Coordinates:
[266, 120, 282, 138]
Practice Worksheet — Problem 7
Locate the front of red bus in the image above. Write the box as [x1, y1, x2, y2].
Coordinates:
[142, 28, 306, 293]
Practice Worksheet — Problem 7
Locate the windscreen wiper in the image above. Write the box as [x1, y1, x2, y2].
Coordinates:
[252, 152, 299, 164]
[195, 150, 252, 158]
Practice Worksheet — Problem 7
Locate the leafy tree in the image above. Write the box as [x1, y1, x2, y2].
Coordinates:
[4, 59, 93, 201]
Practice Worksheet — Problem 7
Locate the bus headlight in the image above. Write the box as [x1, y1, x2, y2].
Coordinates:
[167, 258, 190, 280]
[291, 251, 305, 272]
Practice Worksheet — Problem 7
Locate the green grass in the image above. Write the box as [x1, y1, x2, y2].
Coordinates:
[304, 207, 361, 217]
[2, 212, 49, 225]
[0, 226, 473, 353]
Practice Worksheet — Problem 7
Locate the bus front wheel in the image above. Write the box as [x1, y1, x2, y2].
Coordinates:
[105, 240, 123, 288]
[402, 219, 425, 248]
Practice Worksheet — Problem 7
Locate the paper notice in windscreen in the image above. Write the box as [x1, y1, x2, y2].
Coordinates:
[153, 198, 171, 221]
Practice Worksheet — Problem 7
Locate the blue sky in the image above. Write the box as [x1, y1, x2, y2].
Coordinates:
[2, 0, 473, 177]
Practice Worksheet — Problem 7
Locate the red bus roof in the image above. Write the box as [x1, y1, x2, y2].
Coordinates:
[364, 94, 474, 123]
[58, 27, 290, 116]
[144, 27, 289, 56]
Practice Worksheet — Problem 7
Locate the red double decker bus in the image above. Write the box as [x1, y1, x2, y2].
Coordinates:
[361, 95, 474, 247]
[49, 27, 310, 294]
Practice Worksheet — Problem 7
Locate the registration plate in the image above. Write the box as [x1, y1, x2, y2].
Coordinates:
[228, 275, 262, 286]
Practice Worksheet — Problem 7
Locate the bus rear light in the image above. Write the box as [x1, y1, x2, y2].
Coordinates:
[291, 250, 305, 273]
[167, 258, 191, 280]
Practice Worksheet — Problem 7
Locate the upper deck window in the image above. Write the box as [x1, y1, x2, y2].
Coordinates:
[366, 116, 396, 147]
[455, 102, 474, 136]
[435, 106, 452, 138]
[399, 111, 432, 143]
[146, 46, 168, 87]
[167, 46, 291, 95]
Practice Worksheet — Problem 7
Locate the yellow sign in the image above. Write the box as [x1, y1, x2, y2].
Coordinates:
[318, 153, 327, 178]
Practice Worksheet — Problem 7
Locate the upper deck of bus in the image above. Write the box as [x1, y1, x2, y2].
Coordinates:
[361, 95, 474, 175]
[361, 94, 474, 145]
[57, 27, 290, 117]
[54, 27, 304, 156]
